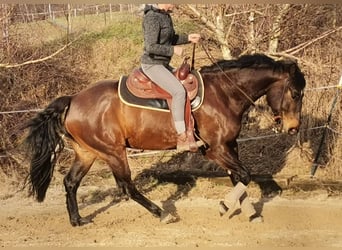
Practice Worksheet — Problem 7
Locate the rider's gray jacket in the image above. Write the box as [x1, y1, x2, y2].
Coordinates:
[140, 4, 189, 66]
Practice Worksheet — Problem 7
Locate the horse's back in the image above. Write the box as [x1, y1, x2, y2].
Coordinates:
[74, 79, 119, 103]
[64, 79, 122, 142]
[69, 79, 119, 117]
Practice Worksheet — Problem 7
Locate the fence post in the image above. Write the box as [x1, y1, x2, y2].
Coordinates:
[48, 4, 52, 19]
[66, 4, 72, 42]
[311, 75, 342, 177]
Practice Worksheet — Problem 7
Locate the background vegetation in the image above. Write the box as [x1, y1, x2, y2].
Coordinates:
[0, 4, 341, 192]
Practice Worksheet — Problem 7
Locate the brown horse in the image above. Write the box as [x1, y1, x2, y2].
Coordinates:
[23, 54, 306, 226]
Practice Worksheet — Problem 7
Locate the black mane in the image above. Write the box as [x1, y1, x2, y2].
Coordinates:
[200, 53, 286, 73]
[200, 53, 305, 90]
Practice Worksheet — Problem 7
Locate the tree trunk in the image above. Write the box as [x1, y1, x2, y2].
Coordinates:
[215, 9, 232, 59]
[268, 4, 290, 54]
[1, 4, 10, 56]
[248, 11, 256, 53]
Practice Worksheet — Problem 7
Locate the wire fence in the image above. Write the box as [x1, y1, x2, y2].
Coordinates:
[11, 4, 141, 23]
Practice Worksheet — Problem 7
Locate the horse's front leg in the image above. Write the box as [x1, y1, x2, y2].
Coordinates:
[207, 142, 262, 222]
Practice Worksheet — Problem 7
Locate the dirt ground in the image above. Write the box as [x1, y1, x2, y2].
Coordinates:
[1, 156, 342, 248]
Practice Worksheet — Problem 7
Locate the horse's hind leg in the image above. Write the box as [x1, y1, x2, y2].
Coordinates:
[107, 149, 176, 223]
[63, 142, 96, 226]
[112, 174, 129, 201]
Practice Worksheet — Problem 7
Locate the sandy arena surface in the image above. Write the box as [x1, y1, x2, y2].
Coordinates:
[1, 170, 341, 248]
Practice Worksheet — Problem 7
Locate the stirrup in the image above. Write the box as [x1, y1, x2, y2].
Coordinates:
[187, 130, 205, 151]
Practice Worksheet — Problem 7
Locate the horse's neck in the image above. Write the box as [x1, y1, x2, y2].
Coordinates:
[229, 69, 286, 114]
[243, 70, 285, 101]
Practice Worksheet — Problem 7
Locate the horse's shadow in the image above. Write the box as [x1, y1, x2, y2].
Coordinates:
[132, 153, 284, 220]
[133, 152, 227, 219]
[77, 152, 227, 221]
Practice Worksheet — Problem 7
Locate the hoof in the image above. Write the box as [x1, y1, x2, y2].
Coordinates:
[219, 201, 228, 216]
[160, 211, 177, 224]
[249, 214, 263, 223]
[70, 217, 93, 227]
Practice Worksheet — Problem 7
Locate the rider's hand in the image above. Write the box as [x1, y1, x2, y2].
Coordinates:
[188, 33, 201, 44]
[173, 46, 184, 56]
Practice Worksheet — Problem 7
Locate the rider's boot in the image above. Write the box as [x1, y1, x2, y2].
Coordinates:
[177, 131, 204, 152]
[177, 132, 190, 152]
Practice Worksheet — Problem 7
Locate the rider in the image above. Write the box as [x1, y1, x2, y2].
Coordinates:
[140, 4, 202, 152]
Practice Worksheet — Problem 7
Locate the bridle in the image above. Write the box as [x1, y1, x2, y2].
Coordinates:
[272, 77, 291, 123]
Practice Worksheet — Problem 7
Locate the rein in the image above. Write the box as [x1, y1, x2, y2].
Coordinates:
[190, 43, 196, 71]
[199, 42, 256, 106]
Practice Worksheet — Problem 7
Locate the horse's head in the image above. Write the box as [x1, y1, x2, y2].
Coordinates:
[266, 61, 306, 135]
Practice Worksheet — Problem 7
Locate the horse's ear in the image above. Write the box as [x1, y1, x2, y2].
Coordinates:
[289, 63, 297, 76]
[281, 60, 297, 76]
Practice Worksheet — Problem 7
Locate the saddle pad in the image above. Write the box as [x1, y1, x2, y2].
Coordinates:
[118, 70, 204, 112]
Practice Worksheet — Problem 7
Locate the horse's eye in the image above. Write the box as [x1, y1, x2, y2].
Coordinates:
[291, 91, 300, 100]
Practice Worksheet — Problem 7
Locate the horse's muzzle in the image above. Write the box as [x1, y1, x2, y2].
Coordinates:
[287, 127, 299, 135]
[273, 115, 299, 135]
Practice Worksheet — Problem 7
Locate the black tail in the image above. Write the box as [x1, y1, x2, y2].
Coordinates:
[23, 96, 72, 202]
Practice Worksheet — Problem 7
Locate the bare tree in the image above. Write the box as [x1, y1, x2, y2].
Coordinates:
[183, 4, 233, 59]
[268, 4, 291, 53]
[181, 4, 341, 60]
[1, 4, 14, 57]
[1, 5, 9, 49]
